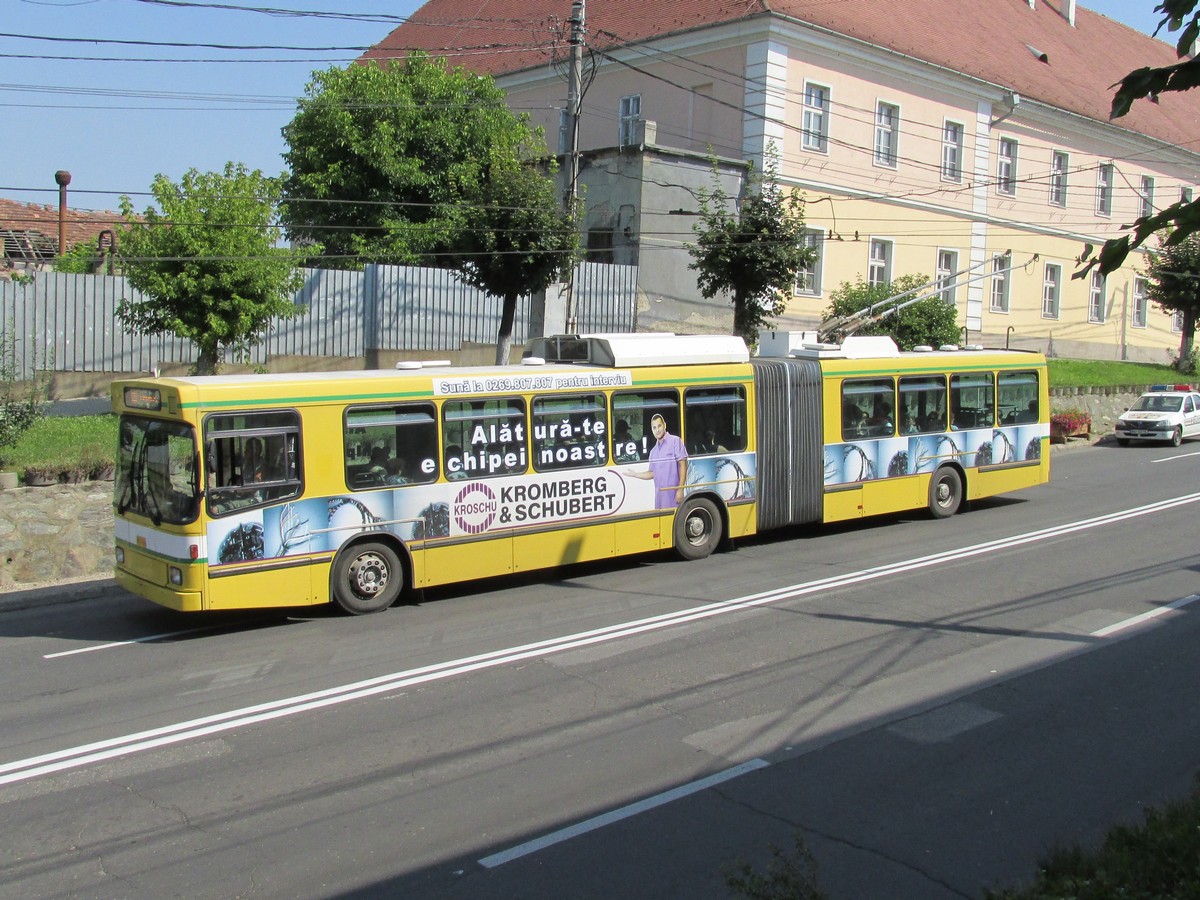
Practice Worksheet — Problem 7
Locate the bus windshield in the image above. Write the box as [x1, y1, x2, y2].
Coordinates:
[115, 415, 200, 525]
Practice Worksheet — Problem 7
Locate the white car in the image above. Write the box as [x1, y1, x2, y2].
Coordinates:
[1114, 386, 1200, 447]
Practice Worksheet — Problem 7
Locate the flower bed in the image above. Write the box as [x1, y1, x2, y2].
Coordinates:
[1050, 409, 1091, 443]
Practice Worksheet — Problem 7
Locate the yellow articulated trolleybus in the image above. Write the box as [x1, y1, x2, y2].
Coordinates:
[111, 331, 1049, 614]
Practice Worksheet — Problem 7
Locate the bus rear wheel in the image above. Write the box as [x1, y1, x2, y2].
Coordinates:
[674, 497, 722, 560]
[333, 541, 403, 614]
[928, 467, 963, 519]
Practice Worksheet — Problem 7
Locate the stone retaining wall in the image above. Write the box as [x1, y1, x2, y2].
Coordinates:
[0, 386, 1155, 592]
[0, 483, 114, 590]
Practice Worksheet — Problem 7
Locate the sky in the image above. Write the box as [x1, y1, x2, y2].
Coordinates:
[2, 0, 1180, 216]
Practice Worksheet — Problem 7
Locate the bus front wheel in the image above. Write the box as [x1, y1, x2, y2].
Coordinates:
[333, 541, 404, 614]
[674, 497, 722, 560]
[928, 467, 963, 519]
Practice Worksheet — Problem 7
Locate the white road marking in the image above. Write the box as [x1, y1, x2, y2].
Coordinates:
[1090, 594, 1200, 637]
[1151, 449, 1200, 462]
[477, 758, 770, 868]
[43, 626, 224, 659]
[5, 491, 1200, 788]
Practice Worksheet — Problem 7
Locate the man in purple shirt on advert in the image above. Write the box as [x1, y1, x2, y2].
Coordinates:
[626, 414, 688, 508]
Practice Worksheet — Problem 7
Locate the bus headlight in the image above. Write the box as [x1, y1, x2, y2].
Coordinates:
[115, 546, 125, 564]
[169, 566, 183, 586]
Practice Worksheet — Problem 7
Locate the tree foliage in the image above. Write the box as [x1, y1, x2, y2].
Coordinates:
[117, 163, 311, 375]
[450, 163, 578, 365]
[280, 55, 540, 266]
[823, 274, 961, 350]
[1084, 0, 1200, 275]
[688, 151, 815, 343]
[1144, 233, 1200, 370]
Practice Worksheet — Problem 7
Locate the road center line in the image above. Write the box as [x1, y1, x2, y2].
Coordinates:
[5, 491, 1200, 788]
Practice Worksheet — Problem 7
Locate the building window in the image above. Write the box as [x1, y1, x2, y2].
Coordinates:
[1049, 151, 1068, 206]
[1173, 310, 1184, 333]
[997, 138, 1017, 195]
[802, 83, 829, 152]
[1097, 163, 1113, 216]
[990, 254, 1010, 313]
[868, 239, 892, 287]
[936, 249, 959, 305]
[941, 121, 963, 182]
[1042, 263, 1061, 319]
[1182, 186, 1194, 204]
[794, 229, 824, 296]
[618, 94, 641, 147]
[1140, 175, 1155, 219]
[1088, 271, 1106, 324]
[1132, 276, 1148, 327]
[874, 102, 899, 168]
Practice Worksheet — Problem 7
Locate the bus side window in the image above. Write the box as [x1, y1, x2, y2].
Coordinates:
[999, 371, 1039, 425]
[950, 373, 995, 430]
[612, 390, 680, 462]
[683, 386, 747, 454]
[344, 403, 439, 489]
[843, 378, 895, 439]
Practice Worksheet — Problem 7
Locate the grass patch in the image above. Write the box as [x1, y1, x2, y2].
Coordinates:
[1048, 357, 1186, 388]
[0, 414, 117, 478]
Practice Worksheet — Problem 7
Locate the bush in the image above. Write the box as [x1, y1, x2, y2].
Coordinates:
[0, 325, 50, 465]
[1050, 409, 1091, 440]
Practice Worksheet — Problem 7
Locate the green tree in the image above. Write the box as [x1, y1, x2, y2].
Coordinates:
[688, 152, 815, 343]
[117, 163, 311, 375]
[280, 55, 537, 266]
[1085, 0, 1200, 274]
[1144, 233, 1200, 371]
[451, 164, 578, 365]
[822, 274, 961, 350]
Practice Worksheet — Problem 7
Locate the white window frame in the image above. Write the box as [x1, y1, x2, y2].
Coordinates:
[1140, 175, 1155, 219]
[868, 238, 893, 287]
[618, 94, 641, 147]
[873, 101, 899, 168]
[1173, 310, 1184, 333]
[1088, 270, 1106, 324]
[793, 229, 825, 296]
[941, 121, 963, 182]
[1049, 151, 1068, 207]
[1042, 263, 1061, 319]
[1182, 186, 1194, 204]
[997, 138, 1018, 196]
[1097, 163, 1113, 217]
[990, 254, 1010, 313]
[936, 249, 959, 306]
[1132, 276, 1148, 328]
[802, 83, 829, 153]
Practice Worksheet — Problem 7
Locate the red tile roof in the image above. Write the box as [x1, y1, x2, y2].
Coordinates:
[363, 0, 1197, 148]
[0, 197, 124, 255]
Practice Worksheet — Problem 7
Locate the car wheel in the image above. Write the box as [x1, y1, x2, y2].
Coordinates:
[332, 541, 404, 614]
[1171, 426, 1183, 447]
[928, 467, 963, 519]
[674, 497, 722, 560]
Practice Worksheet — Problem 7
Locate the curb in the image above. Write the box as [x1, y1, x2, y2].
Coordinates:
[0, 577, 116, 613]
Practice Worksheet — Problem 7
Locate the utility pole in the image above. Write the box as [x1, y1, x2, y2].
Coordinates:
[563, 0, 584, 332]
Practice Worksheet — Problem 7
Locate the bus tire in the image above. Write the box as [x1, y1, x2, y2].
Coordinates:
[928, 467, 963, 519]
[674, 497, 722, 560]
[332, 541, 403, 614]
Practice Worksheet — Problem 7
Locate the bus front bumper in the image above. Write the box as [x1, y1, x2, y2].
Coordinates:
[115, 567, 204, 612]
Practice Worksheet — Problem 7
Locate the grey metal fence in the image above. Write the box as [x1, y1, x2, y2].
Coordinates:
[0, 261, 638, 378]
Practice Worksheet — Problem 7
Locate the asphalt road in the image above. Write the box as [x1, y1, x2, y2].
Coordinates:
[2, 442, 1198, 899]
